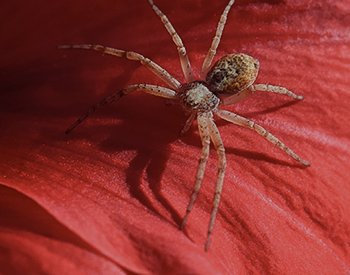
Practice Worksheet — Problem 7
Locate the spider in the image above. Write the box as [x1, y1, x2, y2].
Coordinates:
[58, 0, 310, 251]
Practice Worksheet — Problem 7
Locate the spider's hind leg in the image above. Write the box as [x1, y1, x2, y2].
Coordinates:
[220, 84, 305, 106]
[215, 108, 310, 166]
[250, 84, 305, 100]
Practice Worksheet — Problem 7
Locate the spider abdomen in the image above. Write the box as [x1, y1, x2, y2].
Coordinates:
[180, 81, 220, 113]
[206, 53, 260, 96]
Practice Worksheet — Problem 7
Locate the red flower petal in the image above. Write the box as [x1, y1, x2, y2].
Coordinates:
[1, 0, 350, 274]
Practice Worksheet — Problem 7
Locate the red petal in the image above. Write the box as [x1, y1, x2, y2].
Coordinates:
[1, 0, 350, 274]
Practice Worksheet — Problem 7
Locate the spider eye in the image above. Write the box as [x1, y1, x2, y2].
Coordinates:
[206, 53, 259, 96]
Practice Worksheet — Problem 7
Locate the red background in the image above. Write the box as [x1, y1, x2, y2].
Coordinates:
[1, 0, 350, 274]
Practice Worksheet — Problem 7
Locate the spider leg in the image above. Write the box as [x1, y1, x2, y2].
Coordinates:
[215, 109, 310, 166]
[147, 0, 194, 83]
[205, 113, 226, 252]
[180, 113, 210, 231]
[57, 44, 181, 90]
[200, 0, 236, 80]
[250, 84, 305, 100]
[179, 112, 196, 137]
[220, 84, 305, 106]
[65, 84, 177, 134]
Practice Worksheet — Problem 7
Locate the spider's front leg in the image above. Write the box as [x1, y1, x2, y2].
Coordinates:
[65, 84, 177, 134]
[201, 0, 236, 79]
[180, 113, 210, 230]
[147, 0, 194, 83]
[180, 112, 226, 252]
[57, 44, 181, 90]
[205, 113, 226, 252]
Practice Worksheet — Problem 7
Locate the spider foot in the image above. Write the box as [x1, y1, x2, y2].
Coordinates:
[299, 158, 311, 167]
[205, 235, 212, 252]
[179, 214, 189, 231]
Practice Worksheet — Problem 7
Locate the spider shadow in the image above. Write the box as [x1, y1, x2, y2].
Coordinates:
[107, 110, 186, 227]
[240, 99, 302, 118]
[11, 47, 179, 229]
[64, 89, 187, 229]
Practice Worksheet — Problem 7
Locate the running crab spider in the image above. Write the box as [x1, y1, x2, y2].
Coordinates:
[58, 0, 310, 251]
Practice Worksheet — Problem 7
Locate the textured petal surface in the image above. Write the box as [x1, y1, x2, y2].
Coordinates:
[1, 0, 350, 274]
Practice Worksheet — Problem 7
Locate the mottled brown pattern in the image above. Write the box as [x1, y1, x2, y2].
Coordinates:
[206, 53, 260, 95]
[180, 81, 220, 113]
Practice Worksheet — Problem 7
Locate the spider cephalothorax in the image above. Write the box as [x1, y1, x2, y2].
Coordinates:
[180, 81, 220, 113]
[58, 0, 310, 251]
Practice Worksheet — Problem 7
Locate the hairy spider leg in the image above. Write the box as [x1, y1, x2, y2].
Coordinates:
[180, 112, 227, 251]
[206, 113, 226, 251]
[215, 109, 310, 166]
[65, 84, 177, 134]
[251, 84, 304, 100]
[147, 0, 194, 83]
[221, 84, 305, 106]
[57, 44, 181, 90]
[201, 0, 236, 79]
[180, 113, 210, 231]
